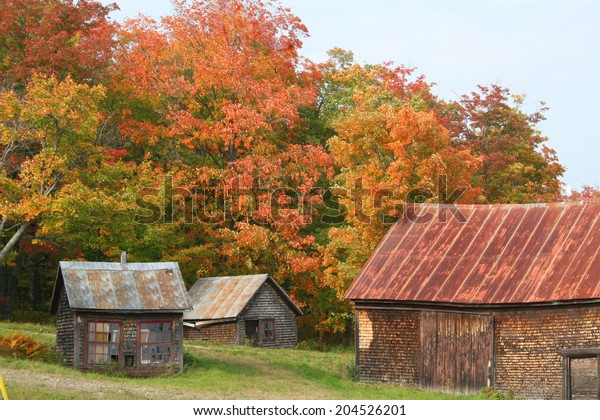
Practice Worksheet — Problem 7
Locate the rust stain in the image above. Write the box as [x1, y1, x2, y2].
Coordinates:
[185, 274, 302, 321]
[59, 262, 191, 311]
[345, 202, 600, 304]
[185, 275, 269, 321]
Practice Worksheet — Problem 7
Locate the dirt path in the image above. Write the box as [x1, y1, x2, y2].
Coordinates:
[1, 367, 201, 400]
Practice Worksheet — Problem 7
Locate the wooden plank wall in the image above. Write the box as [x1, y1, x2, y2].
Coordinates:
[420, 312, 493, 392]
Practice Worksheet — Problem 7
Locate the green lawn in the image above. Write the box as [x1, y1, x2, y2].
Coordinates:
[0, 321, 484, 400]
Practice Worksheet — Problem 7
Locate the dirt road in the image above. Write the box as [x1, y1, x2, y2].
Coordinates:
[1, 367, 202, 399]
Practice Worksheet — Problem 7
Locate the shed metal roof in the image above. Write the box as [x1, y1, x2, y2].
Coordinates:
[185, 274, 302, 321]
[345, 201, 600, 305]
[50, 261, 191, 313]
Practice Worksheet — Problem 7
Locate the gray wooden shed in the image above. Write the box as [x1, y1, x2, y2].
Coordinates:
[50, 260, 191, 375]
[184, 274, 302, 348]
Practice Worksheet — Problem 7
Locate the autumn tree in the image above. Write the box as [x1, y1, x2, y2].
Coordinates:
[319, 53, 480, 334]
[564, 185, 600, 201]
[0, 74, 107, 260]
[115, 0, 315, 163]
[447, 85, 564, 203]
[113, 0, 334, 329]
[0, 0, 118, 88]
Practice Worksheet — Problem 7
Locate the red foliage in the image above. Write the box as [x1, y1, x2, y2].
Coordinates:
[0, 0, 118, 85]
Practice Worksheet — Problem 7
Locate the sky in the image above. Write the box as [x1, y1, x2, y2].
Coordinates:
[103, 0, 600, 190]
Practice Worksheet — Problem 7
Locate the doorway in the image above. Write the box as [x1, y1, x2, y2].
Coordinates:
[244, 320, 259, 343]
[420, 311, 494, 392]
[566, 355, 599, 400]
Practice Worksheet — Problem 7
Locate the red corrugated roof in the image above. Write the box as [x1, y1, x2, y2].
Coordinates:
[345, 202, 600, 305]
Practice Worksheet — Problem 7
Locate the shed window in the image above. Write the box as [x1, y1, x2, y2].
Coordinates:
[139, 322, 172, 365]
[260, 319, 275, 342]
[87, 322, 120, 365]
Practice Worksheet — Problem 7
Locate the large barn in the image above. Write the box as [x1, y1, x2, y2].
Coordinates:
[184, 274, 302, 348]
[346, 201, 600, 399]
[50, 258, 191, 375]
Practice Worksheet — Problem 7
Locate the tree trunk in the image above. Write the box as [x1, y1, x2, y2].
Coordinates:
[0, 221, 31, 262]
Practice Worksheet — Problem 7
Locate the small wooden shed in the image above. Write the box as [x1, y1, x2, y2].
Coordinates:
[346, 202, 600, 399]
[184, 274, 302, 348]
[50, 259, 191, 375]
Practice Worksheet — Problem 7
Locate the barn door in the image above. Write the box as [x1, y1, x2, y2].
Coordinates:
[568, 356, 599, 400]
[420, 312, 493, 392]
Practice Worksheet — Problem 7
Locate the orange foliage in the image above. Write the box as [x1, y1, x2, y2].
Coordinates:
[0, 333, 50, 360]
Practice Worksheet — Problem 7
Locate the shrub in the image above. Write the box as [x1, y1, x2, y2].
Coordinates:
[477, 386, 517, 400]
[0, 333, 51, 361]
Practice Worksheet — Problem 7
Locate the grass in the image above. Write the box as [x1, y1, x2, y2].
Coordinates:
[0, 321, 481, 400]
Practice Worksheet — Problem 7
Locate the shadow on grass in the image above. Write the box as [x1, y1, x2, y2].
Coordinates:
[271, 360, 468, 400]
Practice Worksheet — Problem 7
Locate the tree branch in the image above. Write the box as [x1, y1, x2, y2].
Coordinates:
[0, 220, 32, 262]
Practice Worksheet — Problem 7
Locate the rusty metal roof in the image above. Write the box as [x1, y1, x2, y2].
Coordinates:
[185, 274, 302, 321]
[51, 261, 191, 313]
[345, 202, 600, 305]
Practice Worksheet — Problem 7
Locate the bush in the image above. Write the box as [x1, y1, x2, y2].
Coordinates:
[477, 386, 516, 400]
[0, 333, 51, 361]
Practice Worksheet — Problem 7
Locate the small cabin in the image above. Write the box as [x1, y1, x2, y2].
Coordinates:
[50, 259, 191, 375]
[184, 274, 302, 348]
[346, 202, 600, 399]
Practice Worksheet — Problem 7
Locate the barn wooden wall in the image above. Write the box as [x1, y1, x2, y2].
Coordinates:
[355, 308, 420, 384]
[494, 305, 600, 399]
[355, 304, 600, 399]
[184, 322, 237, 344]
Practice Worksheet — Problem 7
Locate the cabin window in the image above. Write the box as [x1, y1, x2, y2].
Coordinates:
[139, 322, 172, 365]
[87, 322, 120, 365]
[260, 319, 275, 342]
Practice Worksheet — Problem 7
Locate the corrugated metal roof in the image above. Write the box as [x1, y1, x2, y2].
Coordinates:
[185, 274, 302, 321]
[345, 202, 600, 305]
[52, 261, 191, 312]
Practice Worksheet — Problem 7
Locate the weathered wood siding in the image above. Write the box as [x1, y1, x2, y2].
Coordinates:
[356, 308, 420, 384]
[494, 305, 600, 399]
[420, 312, 493, 392]
[55, 288, 75, 366]
[71, 312, 185, 376]
[356, 304, 600, 399]
[184, 322, 237, 344]
[237, 282, 298, 348]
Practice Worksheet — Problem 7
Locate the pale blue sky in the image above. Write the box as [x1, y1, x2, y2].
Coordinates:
[105, 0, 600, 190]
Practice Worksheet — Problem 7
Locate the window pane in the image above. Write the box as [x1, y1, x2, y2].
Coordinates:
[138, 322, 172, 364]
[87, 321, 121, 365]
